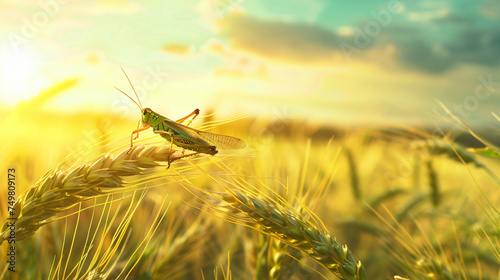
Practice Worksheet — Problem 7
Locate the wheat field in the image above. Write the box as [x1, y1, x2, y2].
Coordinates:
[1, 0, 499, 279]
[1, 85, 499, 280]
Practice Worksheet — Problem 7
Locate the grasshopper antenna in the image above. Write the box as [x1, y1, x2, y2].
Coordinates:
[115, 86, 143, 113]
[121, 67, 143, 109]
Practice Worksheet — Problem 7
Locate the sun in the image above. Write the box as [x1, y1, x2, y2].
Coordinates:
[0, 47, 48, 106]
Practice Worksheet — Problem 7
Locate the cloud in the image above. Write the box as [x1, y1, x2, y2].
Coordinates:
[431, 14, 476, 26]
[219, 13, 500, 74]
[385, 15, 500, 73]
[446, 27, 500, 66]
[219, 13, 348, 64]
[161, 43, 191, 55]
[407, 9, 449, 22]
[395, 39, 455, 73]
[479, 0, 500, 19]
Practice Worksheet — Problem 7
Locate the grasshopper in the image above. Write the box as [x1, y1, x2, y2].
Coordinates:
[116, 69, 247, 166]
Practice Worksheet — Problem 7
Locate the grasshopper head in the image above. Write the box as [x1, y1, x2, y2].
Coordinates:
[141, 108, 152, 124]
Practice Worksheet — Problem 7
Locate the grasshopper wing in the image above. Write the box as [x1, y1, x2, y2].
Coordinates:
[163, 119, 248, 150]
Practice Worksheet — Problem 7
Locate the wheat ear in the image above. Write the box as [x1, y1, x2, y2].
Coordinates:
[411, 139, 481, 166]
[0, 145, 183, 244]
[216, 190, 367, 280]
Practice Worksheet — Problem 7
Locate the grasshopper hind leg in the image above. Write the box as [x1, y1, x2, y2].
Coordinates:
[152, 128, 218, 168]
[167, 151, 213, 168]
[152, 129, 176, 168]
[176, 109, 200, 126]
[168, 133, 174, 168]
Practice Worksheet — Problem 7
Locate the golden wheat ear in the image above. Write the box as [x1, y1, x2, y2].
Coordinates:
[0, 145, 184, 244]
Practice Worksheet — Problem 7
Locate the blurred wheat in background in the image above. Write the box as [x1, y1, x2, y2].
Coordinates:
[1, 0, 500, 279]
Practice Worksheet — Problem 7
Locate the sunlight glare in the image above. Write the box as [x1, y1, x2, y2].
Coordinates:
[0, 47, 48, 105]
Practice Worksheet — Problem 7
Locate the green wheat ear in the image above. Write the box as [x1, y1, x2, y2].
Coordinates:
[218, 190, 367, 280]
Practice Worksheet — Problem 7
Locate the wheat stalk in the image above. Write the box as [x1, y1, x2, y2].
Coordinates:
[345, 148, 361, 200]
[0, 145, 184, 244]
[426, 159, 440, 208]
[151, 215, 209, 280]
[268, 237, 287, 280]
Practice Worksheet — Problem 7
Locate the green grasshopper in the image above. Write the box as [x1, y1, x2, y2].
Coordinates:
[116, 69, 247, 166]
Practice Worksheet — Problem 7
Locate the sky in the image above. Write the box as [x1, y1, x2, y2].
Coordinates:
[0, 0, 499, 127]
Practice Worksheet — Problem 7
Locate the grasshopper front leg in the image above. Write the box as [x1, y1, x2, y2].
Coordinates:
[128, 123, 151, 153]
[132, 120, 142, 140]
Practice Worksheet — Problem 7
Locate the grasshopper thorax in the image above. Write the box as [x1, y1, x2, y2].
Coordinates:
[142, 108, 153, 124]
